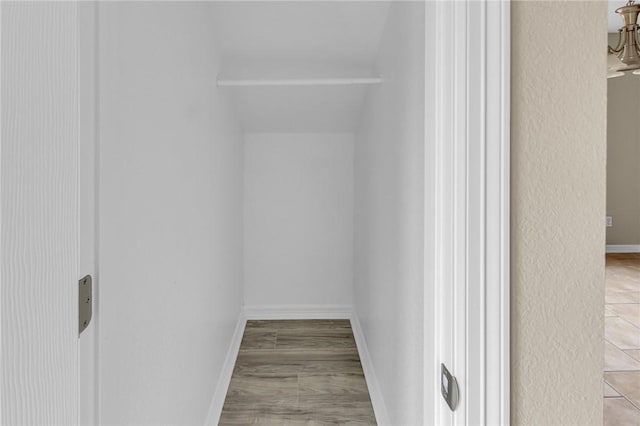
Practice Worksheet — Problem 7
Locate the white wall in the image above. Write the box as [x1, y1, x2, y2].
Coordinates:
[244, 133, 354, 308]
[353, 2, 425, 425]
[1, 3, 80, 423]
[98, 3, 243, 424]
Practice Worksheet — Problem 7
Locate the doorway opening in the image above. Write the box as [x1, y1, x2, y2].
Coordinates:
[77, 2, 509, 425]
[603, 22, 640, 423]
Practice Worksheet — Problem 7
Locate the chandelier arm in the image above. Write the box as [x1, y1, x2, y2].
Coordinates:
[609, 30, 626, 54]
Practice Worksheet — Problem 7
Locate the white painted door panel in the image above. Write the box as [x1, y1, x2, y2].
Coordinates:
[1, 2, 80, 424]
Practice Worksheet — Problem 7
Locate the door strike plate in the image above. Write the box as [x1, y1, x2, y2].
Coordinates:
[79, 275, 92, 335]
[441, 363, 459, 411]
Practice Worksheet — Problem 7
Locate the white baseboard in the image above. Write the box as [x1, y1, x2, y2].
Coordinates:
[606, 244, 640, 253]
[243, 304, 352, 320]
[350, 314, 391, 426]
[204, 311, 246, 426]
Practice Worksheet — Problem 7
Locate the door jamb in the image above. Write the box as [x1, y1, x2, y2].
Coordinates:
[78, 2, 99, 425]
[425, 1, 510, 424]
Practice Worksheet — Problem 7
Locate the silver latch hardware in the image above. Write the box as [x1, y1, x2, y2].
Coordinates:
[79, 275, 92, 335]
[441, 363, 459, 411]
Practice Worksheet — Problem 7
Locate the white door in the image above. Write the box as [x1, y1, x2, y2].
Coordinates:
[1, 2, 81, 424]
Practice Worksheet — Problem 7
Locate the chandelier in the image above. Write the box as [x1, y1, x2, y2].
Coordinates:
[609, 0, 640, 78]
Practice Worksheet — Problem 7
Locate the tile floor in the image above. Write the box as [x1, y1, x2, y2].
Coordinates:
[604, 254, 640, 425]
[219, 319, 376, 425]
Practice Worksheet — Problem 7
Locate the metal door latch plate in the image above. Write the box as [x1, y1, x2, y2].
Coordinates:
[79, 275, 92, 335]
[441, 363, 459, 411]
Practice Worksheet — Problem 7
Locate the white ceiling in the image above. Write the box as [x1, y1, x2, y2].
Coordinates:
[210, 2, 391, 132]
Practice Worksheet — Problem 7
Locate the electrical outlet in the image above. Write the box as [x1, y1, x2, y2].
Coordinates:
[606, 216, 613, 227]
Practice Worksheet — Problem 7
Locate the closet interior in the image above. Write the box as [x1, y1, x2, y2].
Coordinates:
[91, 2, 426, 424]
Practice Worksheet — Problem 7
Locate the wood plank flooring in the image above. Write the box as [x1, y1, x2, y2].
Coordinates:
[219, 320, 377, 425]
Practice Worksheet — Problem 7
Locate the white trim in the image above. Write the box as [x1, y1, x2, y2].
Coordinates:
[499, 3, 511, 422]
[486, 1, 510, 424]
[606, 245, 640, 253]
[350, 314, 391, 426]
[426, 1, 509, 424]
[243, 304, 352, 320]
[78, 3, 99, 425]
[204, 311, 247, 426]
[428, 1, 469, 424]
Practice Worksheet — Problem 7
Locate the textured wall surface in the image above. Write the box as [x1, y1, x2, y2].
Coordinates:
[354, 2, 425, 424]
[1, 2, 79, 424]
[606, 38, 640, 245]
[511, 1, 606, 424]
[98, 3, 244, 424]
[244, 133, 354, 308]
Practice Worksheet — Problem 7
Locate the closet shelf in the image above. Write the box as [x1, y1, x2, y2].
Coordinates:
[216, 77, 383, 87]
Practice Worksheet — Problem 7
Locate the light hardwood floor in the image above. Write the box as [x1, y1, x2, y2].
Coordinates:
[604, 254, 640, 425]
[219, 320, 376, 425]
